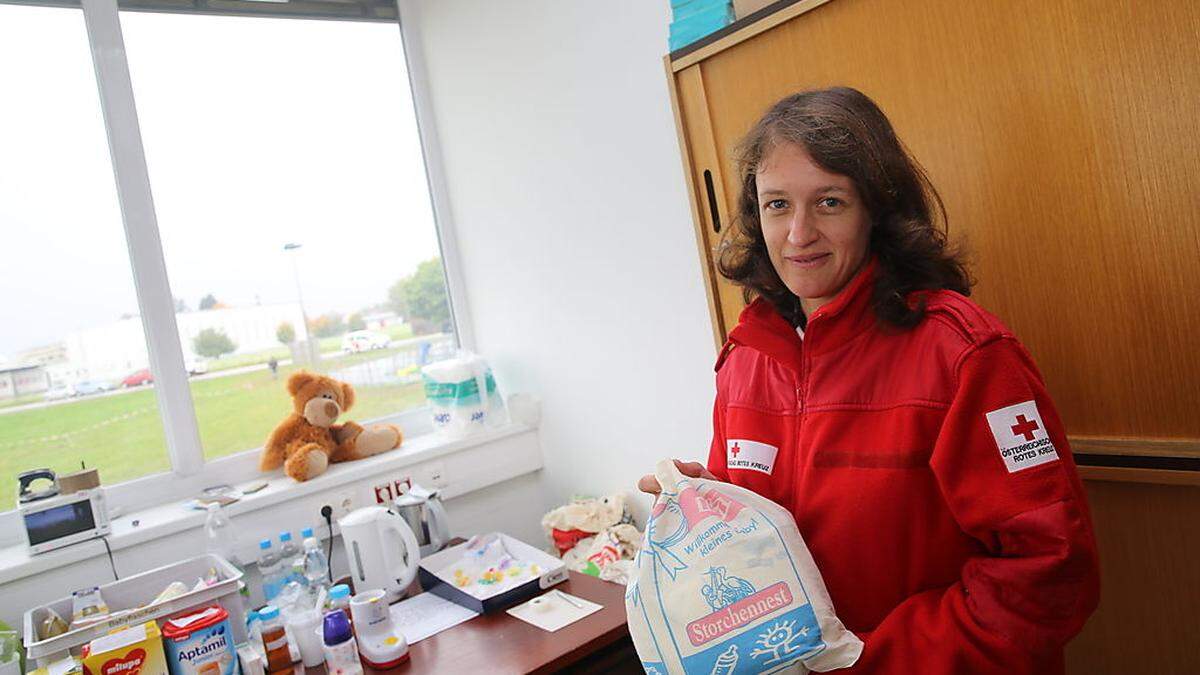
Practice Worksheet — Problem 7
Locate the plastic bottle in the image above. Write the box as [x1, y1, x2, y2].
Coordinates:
[257, 539, 282, 601]
[246, 609, 266, 658]
[302, 536, 330, 593]
[259, 605, 295, 675]
[279, 532, 302, 584]
[321, 609, 362, 675]
[327, 585, 352, 631]
[204, 503, 250, 598]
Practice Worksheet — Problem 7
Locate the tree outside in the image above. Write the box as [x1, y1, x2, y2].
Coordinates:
[347, 312, 366, 332]
[389, 258, 450, 335]
[309, 312, 346, 338]
[276, 321, 296, 345]
[193, 328, 237, 358]
[199, 293, 218, 310]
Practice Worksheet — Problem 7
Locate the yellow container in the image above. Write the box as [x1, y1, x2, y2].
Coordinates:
[82, 622, 168, 675]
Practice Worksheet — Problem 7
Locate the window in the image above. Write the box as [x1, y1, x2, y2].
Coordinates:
[0, 5, 169, 508]
[120, 13, 454, 461]
[0, 0, 461, 515]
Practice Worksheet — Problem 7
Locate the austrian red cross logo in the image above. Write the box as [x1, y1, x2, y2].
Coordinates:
[730, 443, 740, 457]
[1011, 414, 1039, 442]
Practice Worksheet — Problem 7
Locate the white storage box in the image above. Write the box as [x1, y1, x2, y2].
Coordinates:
[418, 534, 567, 613]
[23, 554, 246, 667]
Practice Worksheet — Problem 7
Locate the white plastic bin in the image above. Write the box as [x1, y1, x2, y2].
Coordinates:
[23, 553, 246, 667]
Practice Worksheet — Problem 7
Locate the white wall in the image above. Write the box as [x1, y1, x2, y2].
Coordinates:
[412, 0, 717, 523]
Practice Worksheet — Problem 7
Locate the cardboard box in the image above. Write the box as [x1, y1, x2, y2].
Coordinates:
[81, 622, 167, 675]
[733, 0, 776, 19]
[418, 534, 568, 614]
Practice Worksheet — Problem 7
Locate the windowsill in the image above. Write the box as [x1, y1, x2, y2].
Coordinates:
[0, 422, 538, 586]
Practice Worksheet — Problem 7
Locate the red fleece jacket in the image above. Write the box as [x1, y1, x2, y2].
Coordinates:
[706, 262, 1100, 674]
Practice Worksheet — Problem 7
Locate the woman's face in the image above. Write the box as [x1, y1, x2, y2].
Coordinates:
[757, 141, 871, 317]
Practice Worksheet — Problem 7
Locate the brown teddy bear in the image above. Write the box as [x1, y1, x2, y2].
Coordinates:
[260, 371, 403, 482]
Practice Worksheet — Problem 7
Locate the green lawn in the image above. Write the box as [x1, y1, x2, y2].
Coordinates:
[0, 344, 430, 508]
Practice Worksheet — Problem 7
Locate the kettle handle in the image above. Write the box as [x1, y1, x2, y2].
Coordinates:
[380, 510, 422, 592]
[426, 497, 452, 551]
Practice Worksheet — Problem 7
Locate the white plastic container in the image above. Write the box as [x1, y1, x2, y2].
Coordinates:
[23, 553, 246, 667]
[420, 352, 506, 439]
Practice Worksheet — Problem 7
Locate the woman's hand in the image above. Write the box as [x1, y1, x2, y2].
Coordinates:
[637, 459, 717, 495]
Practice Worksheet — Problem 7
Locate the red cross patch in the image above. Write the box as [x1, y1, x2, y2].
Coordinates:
[985, 400, 1059, 473]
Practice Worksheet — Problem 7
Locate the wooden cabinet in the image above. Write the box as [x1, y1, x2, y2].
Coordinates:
[665, 1, 1200, 672]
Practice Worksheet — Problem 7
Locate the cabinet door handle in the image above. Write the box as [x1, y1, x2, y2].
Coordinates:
[703, 169, 722, 234]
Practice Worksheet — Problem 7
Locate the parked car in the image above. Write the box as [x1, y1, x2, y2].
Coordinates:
[341, 330, 391, 353]
[44, 384, 72, 401]
[122, 369, 154, 387]
[186, 358, 209, 376]
[73, 380, 112, 397]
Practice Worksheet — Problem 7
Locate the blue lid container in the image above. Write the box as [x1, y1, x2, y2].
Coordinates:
[323, 609, 353, 646]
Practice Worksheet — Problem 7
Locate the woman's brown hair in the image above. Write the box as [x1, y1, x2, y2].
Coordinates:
[718, 87, 971, 328]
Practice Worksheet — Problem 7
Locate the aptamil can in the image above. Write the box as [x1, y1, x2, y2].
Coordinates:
[162, 605, 238, 675]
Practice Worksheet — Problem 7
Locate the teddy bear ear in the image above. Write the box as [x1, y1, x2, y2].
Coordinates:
[341, 382, 356, 411]
[287, 371, 315, 396]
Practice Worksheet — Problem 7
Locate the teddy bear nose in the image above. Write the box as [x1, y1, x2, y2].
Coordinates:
[325, 402, 338, 418]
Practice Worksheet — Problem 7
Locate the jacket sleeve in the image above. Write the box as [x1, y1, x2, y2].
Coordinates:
[846, 337, 1100, 674]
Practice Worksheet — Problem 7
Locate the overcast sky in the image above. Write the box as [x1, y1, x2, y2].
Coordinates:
[0, 6, 442, 358]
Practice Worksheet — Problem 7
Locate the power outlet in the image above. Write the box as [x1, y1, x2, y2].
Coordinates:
[331, 489, 356, 521]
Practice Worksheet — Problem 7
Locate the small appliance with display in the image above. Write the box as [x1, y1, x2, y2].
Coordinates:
[17, 469, 111, 555]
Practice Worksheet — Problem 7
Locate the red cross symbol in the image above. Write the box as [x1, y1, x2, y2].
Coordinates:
[1011, 414, 1039, 441]
[730, 443, 741, 457]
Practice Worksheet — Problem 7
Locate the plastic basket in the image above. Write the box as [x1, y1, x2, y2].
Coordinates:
[23, 553, 246, 666]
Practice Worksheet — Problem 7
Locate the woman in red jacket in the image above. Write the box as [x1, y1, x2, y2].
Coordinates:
[641, 88, 1099, 673]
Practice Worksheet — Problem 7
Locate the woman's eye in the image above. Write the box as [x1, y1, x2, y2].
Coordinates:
[763, 198, 788, 211]
[818, 197, 843, 209]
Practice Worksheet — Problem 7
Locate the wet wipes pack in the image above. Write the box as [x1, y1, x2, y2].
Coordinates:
[626, 460, 862, 674]
[161, 606, 237, 675]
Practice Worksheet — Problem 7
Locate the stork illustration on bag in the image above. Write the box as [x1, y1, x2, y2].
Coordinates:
[701, 566, 757, 611]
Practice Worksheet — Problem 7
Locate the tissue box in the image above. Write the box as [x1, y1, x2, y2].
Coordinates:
[418, 534, 568, 614]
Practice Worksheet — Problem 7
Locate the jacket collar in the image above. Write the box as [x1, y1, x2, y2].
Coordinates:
[723, 257, 879, 372]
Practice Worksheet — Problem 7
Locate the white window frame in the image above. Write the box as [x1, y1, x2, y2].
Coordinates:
[0, 0, 473, 530]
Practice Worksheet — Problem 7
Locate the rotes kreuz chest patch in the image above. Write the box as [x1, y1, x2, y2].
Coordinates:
[726, 439, 778, 475]
[985, 400, 1060, 473]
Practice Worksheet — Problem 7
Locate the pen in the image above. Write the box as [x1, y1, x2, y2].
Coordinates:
[553, 589, 584, 609]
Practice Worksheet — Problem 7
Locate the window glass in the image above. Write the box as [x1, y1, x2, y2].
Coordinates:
[0, 5, 170, 507]
[119, 13, 454, 461]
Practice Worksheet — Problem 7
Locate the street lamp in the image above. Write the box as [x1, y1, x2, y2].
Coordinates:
[283, 242, 311, 348]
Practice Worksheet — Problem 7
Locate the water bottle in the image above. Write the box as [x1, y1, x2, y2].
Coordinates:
[204, 503, 242, 567]
[257, 539, 282, 601]
[302, 536, 330, 597]
[279, 532, 302, 584]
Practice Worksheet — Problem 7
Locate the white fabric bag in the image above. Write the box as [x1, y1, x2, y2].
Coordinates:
[626, 460, 862, 674]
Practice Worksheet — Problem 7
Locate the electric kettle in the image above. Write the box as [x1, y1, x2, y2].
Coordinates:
[339, 506, 421, 603]
[392, 483, 452, 557]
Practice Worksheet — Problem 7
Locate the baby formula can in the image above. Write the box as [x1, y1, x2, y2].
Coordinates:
[162, 605, 238, 675]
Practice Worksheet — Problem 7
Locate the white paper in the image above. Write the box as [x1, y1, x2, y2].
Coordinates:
[388, 592, 479, 643]
[506, 590, 603, 632]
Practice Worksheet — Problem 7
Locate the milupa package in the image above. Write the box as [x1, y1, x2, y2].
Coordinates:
[626, 460, 862, 674]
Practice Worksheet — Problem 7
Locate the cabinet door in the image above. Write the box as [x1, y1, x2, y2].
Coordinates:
[670, 63, 746, 344]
